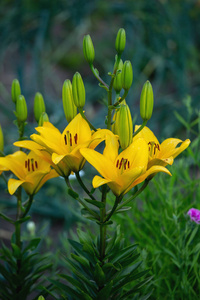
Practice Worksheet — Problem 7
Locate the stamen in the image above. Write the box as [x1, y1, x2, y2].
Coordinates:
[31, 159, 35, 172]
[74, 133, 78, 144]
[124, 159, 127, 170]
[27, 159, 30, 172]
[116, 159, 119, 168]
[119, 158, 123, 169]
[64, 134, 67, 145]
[25, 160, 28, 168]
[70, 133, 72, 146]
[128, 161, 130, 168]
[35, 161, 38, 169]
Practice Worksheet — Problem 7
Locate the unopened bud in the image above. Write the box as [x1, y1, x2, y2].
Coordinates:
[62, 79, 77, 123]
[0, 125, 4, 152]
[16, 95, 28, 122]
[37, 296, 45, 300]
[140, 81, 154, 121]
[118, 104, 133, 150]
[27, 221, 36, 236]
[121, 61, 133, 90]
[115, 28, 126, 55]
[38, 112, 49, 126]
[113, 59, 123, 93]
[34, 92, 46, 122]
[112, 99, 126, 135]
[83, 34, 95, 65]
[11, 79, 21, 103]
[72, 72, 85, 109]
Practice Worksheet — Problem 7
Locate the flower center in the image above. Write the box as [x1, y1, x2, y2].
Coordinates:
[64, 131, 78, 147]
[25, 158, 38, 172]
[148, 141, 160, 157]
[116, 157, 130, 173]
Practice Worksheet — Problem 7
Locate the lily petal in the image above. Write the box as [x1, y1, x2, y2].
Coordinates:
[8, 178, 25, 195]
[133, 125, 159, 145]
[159, 138, 191, 159]
[93, 175, 112, 188]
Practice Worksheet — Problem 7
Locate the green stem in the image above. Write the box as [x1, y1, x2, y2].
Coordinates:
[90, 65, 109, 89]
[113, 89, 129, 107]
[107, 55, 121, 130]
[0, 212, 15, 224]
[75, 172, 96, 201]
[15, 187, 22, 248]
[65, 177, 98, 219]
[22, 194, 34, 218]
[99, 185, 107, 261]
[104, 195, 122, 222]
[116, 180, 149, 212]
[79, 108, 97, 131]
[132, 120, 147, 138]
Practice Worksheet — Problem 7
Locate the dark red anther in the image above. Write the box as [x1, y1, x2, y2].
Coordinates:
[74, 133, 78, 144]
[70, 133, 72, 146]
[119, 158, 123, 169]
[128, 161, 130, 168]
[35, 161, 38, 169]
[124, 159, 127, 170]
[32, 162, 35, 172]
[27, 159, 30, 172]
[116, 159, 119, 168]
[25, 160, 28, 168]
[64, 134, 67, 145]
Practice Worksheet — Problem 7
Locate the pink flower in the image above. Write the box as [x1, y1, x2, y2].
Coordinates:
[187, 208, 200, 224]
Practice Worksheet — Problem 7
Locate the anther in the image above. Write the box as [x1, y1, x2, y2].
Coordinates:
[128, 161, 130, 168]
[74, 133, 78, 144]
[27, 159, 30, 172]
[35, 161, 38, 169]
[116, 159, 119, 168]
[64, 134, 67, 145]
[25, 160, 28, 168]
[70, 133, 72, 146]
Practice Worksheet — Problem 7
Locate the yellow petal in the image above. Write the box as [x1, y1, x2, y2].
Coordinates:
[118, 166, 144, 195]
[160, 138, 190, 159]
[80, 148, 117, 180]
[133, 165, 172, 187]
[147, 156, 174, 168]
[0, 151, 27, 179]
[8, 178, 25, 195]
[133, 125, 159, 145]
[103, 135, 119, 163]
[93, 175, 112, 188]
[34, 169, 59, 194]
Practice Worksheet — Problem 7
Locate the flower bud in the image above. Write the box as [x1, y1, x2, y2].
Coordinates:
[121, 60, 133, 90]
[113, 59, 123, 93]
[118, 104, 133, 150]
[27, 221, 36, 236]
[38, 112, 49, 126]
[62, 79, 77, 123]
[16, 95, 28, 122]
[0, 125, 4, 152]
[37, 296, 45, 300]
[112, 99, 126, 135]
[72, 72, 85, 109]
[115, 28, 126, 55]
[83, 34, 95, 65]
[11, 79, 21, 103]
[140, 80, 154, 121]
[34, 92, 46, 122]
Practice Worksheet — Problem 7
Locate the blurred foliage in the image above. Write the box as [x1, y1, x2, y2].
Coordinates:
[0, 0, 200, 139]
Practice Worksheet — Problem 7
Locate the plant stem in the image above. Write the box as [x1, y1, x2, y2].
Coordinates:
[116, 180, 149, 211]
[132, 120, 148, 138]
[75, 172, 96, 201]
[90, 65, 109, 89]
[15, 187, 22, 249]
[79, 108, 97, 131]
[104, 195, 122, 222]
[22, 194, 34, 218]
[99, 185, 107, 261]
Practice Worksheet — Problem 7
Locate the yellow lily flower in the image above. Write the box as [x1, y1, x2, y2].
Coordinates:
[14, 114, 111, 177]
[0, 151, 59, 195]
[133, 126, 191, 168]
[80, 134, 171, 197]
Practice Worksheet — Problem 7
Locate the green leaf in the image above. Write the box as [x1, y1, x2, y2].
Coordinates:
[114, 206, 132, 214]
[97, 281, 113, 300]
[11, 243, 21, 259]
[23, 238, 41, 253]
[98, 83, 109, 92]
[84, 198, 105, 209]
[59, 274, 87, 294]
[109, 244, 138, 264]
[71, 253, 89, 269]
[49, 279, 81, 299]
[94, 263, 105, 287]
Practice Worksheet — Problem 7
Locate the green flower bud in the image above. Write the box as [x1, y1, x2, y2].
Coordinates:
[112, 99, 126, 135]
[34, 92, 46, 122]
[38, 112, 49, 126]
[118, 103, 133, 150]
[115, 28, 126, 55]
[16, 95, 28, 122]
[37, 296, 45, 300]
[62, 79, 77, 123]
[72, 72, 85, 109]
[121, 60, 133, 90]
[11, 79, 21, 103]
[113, 59, 123, 93]
[0, 125, 4, 152]
[140, 80, 154, 121]
[83, 34, 95, 65]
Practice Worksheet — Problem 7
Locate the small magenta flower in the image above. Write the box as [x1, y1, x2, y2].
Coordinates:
[187, 208, 200, 224]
